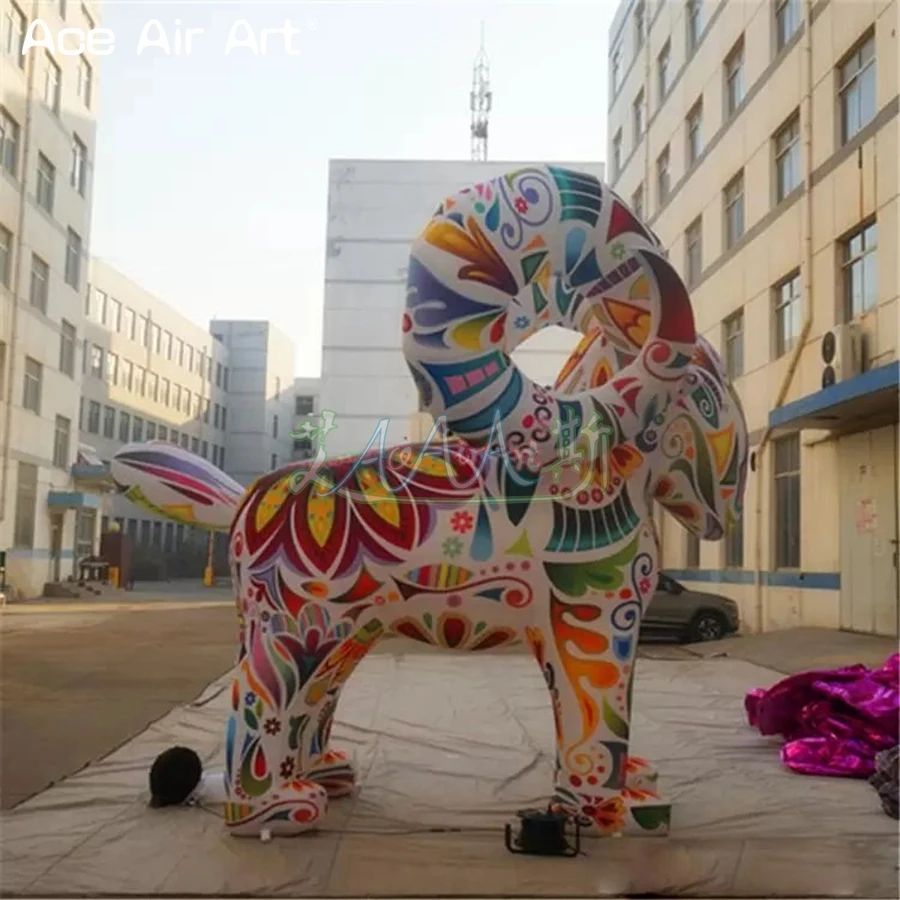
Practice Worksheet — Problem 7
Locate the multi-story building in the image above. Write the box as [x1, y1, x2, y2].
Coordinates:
[209, 320, 296, 487]
[320, 159, 605, 456]
[291, 376, 321, 462]
[80, 259, 232, 553]
[0, 0, 101, 597]
[607, 0, 898, 636]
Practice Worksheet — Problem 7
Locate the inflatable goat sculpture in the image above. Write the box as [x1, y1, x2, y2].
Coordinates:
[112, 166, 748, 838]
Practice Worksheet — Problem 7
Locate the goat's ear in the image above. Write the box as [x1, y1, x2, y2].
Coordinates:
[651, 338, 749, 541]
[111, 442, 244, 531]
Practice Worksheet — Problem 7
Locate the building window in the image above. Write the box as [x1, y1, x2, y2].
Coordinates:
[118, 411, 131, 443]
[686, 0, 703, 54]
[1, 107, 20, 177]
[775, 0, 801, 51]
[216, 361, 222, 386]
[53, 415, 70, 468]
[273, 414, 279, 439]
[87, 400, 100, 434]
[185, 344, 193, 372]
[157, 424, 168, 442]
[150, 322, 161, 353]
[163, 330, 173, 359]
[656, 144, 670, 206]
[92, 287, 106, 323]
[657, 40, 671, 102]
[121, 359, 133, 391]
[172, 384, 181, 411]
[205, 356, 212, 382]
[133, 416, 144, 442]
[221, 407, 227, 430]
[724, 515, 743, 568]
[201, 439, 208, 458]
[146, 421, 156, 441]
[295, 395, 315, 416]
[611, 44, 622, 95]
[70, 134, 86, 195]
[89, 343, 103, 379]
[723, 310, 744, 379]
[77, 56, 92, 107]
[179, 432, 189, 449]
[203, 399, 210, 423]
[220, 447, 225, 468]
[59, 0, 66, 18]
[65, 227, 82, 288]
[685, 530, 700, 568]
[3, 3, 26, 68]
[774, 271, 802, 357]
[686, 98, 703, 166]
[0, 224, 10, 287]
[43, 52, 61, 113]
[774, 112, 801, 200]
[59, 319, 76, 377]
[29, 254, 49, 313]
[724, 38, 745, 117]
[839, 34, 876, 144]
[294, 437, 313, 459]
[773, 435, 800, 568]
[134, 366, 145, 397]
[723, 170, 745, 249]
[223, 368, 229, 390]
[108, 297, 121, 331]
[685, 216, 702, 287]
[23, 356, 41, 413]
[842, 221, 878, 318]
[137, 520, 150, 546]
[612, 129, 622, 179]
[191, 436, 199, 454]
[103, 405, 115, 438]
[36, 152, 55, 213]
[634, 0, 645, 48]
[122, 306, 135, 340]
[170, 429, 179, 446]
[148, 371, 158, 402]
[13, 462, 37, 548]
[633, 89, 645, 142]
[136, 315, 147, 348]
[271, 453, 278, 470]
[105, 351, 118, 385]
[176, 338, 184, 366]
[161, 377, 170, 406]
[630, 183, 644, 221]
[181, 386, 190, 414]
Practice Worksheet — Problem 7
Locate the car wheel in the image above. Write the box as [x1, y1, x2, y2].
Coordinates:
[686, 611, 728, 643]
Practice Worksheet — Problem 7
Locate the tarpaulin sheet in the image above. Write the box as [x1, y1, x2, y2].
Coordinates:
[2, 649, 897, 897]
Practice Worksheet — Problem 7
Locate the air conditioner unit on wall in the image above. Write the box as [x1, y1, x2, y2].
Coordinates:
[820, 322, 863, 389]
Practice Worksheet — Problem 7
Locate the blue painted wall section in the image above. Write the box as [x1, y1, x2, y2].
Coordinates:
[665, 568, 841, 591]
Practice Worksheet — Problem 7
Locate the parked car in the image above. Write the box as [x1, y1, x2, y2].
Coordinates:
[640, 573, 740, 643]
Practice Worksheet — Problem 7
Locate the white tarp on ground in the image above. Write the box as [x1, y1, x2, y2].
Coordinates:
[1, 650, 897, 897]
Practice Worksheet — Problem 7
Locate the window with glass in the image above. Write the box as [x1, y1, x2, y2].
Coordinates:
[65, 228, 82, 288]
[656, 145, 671, 205]
[105, 350, 118, 385]
[723, 170, 745, 248]
[29, 253, 49, 312]
[686, 98, 703, 166]
[842, 221, 878, 318]
[86, 400, 100, 434]
[122, 306, 135, 339]
[612, 130, 622, 178]
[839, 35, 876, 144]
[686, 0, 703, 54]
[774, 112, 801, 200]
[631, 183, 644, 220]
[0, 107, 20, 176]
[59, 320, 76, 377]
[775, 0, 801, 51]
[14, 462, 37, 548]
[773, 435, 800, 568]
[724, 38, 745, 116]
[118, 411, 130, 443]
[685, 216, 702, 286]
[633, 89, 645, 141]
[658, 40, 671, 101]
[43, 52, 61, 113]
[103, 405, 115, 438]
[70, 134, 86, 195]
[3, 3, 26, 69]
[89, 343, 103, 379]
[774, 271, 802, 357]
[36, 152, 55, 213]
[723, 310, 744, 379]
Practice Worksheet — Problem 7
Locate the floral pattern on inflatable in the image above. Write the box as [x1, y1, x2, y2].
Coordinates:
[111, 165, 748, 839]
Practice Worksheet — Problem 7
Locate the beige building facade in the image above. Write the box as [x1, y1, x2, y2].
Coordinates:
[0, 0, 101, 597]
[608, 0, 898, 635]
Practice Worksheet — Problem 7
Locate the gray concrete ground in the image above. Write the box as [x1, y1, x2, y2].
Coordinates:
[1, 582, 896, 812]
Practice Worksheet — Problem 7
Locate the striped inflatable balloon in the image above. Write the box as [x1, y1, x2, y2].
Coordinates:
[110, 442, 245, 531]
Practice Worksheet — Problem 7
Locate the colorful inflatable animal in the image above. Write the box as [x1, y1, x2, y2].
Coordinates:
[111, 166, 748, 839]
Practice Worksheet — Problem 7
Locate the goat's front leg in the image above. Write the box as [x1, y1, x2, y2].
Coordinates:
[526, 585, 669, 836]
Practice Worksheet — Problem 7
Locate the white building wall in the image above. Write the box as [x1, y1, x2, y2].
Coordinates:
[212, 320, 296, 485]
[0, 2, 101, 597]
[321, 159, 605, 456]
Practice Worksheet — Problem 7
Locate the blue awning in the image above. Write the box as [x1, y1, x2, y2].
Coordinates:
[47, 491, 102, 510]
[768, 360, 899, 433]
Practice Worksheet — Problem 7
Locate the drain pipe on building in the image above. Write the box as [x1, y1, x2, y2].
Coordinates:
[753, 0, 816, 634]
[0, 0, 39, 525]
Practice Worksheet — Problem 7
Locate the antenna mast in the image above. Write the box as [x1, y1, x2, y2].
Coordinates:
[470, 23, 491, 161]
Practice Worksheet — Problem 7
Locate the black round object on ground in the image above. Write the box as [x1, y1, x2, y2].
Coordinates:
[149, 746, 202, 807]
[687, 610, 728, 643]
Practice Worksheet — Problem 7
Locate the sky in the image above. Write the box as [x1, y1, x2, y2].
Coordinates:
[90, 0, 617, 377]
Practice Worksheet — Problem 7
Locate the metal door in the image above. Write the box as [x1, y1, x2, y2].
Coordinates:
[839, 425, 899, 636]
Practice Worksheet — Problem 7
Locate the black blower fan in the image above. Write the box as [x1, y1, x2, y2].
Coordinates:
[504, 805, 581, 857]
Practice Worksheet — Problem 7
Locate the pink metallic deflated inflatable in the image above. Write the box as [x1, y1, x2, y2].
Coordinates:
[111, 166, 751, 839]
